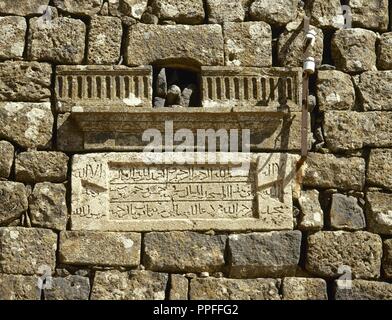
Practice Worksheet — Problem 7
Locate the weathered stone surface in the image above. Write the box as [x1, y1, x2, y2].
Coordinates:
[282, 277, 328, 300]
[126, 24, 224, 66]
[306, 231, 382, 279]
[87, 16, 122, 65]
[44, 275, 90, 300]
[70, 153, 298, 232]
[57, 113, 84, 152]
[228, 231, 302, 278]
[223, 22, 272, 67]
[151, 0, 205, 24]
[0, 17, 26, 60]
[306, 0, 345, 29]
[15, 152, 68, 183]
[29, 16, 86, 64]
[368, 149, 392, 191]
[0, 0, 50, 16]
[53, 0, 102, 15]
[323, 112, 392, 151]
[330, 194, 366, 231]
[357, 71, 392, 111]
[303, 153, 365, 191]
[29, 183, 68, 231]
[0, 182, 28, 225]
[60, 231, 141, 267]
[0, 274, 40, 300]
[0, 61, 51, 102]
[378, 32, 392, 70]
[91, 270, 168, 300]
[144, 232, 226, 273]
[169, 274, 188, 300]
[206, 0, 245, 23]
[350, 0, 389, 32]
[334, 280, 392, 300]
[316, 70, 355, 111]
[250, 0, 298, 26]
[384, 239, 392, 279]
[366, 192, 392, 235]
[190, 277, 281, 300]
[108, 0, 148, 19]
[278, 24, 323, 68]
[298, 190, 323, 231]
[0, 141, 14, 179]
[0, 103, 53, 149]
[0, 227, 57, 275]
[332, 29, 377, 73]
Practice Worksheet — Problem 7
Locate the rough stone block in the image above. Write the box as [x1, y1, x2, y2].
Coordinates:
[368, 149, 392, 191]
[143, 231, 226, 273]
[250, 0, 298, 26]
[330, 194, 366, 231]
[0, 16, 26, 60]
[366, 192, 392, 236]
[303, 153, 366, 191]
[306, 0, 345, 29]
[53, 0, 103, 15]
[87, 16, 122, 65]
[29, 183, 68, 231]
[316, 70, 355, 111]
[334, 280, 392, 300]
[298, 190, 323, 231]
[357, 71, 392, 111]
[57, 113, 84, 152]
[383, 239, 392, 279]
[378, 32, 392, 70]
[323, 112, 392, 151]
[0, 102, 53, 149]
[223, 22, 272, 67]
[91, 270, 168, 300]
[108, 0, 148, 19]
[15, 151, 69, 183]
[59, 231, 141, 267]
[306, 231, 382, 279]
[228, 231, 302, 278]
[126, 24, 224, 66]
[29, 16, 86, 64]
[0, 141, 14, 179]
[0, 0, 50, 16]
[278, 24, 323, 68]
[0, 227, 57, 275]
[0, 61, 51, 102]
[350, 0, 389, 32]
[151, 0, 205, 24]
[0, 274, 40, 300]
[332, 28, 377, 73]
[190, 277, 281, 300]
[44, 275, 90, 300]
[169, 274, 188, 300]
[0, 181, 28, 225]
[282, 277, 328, 300]
[206, 0, 245, 23]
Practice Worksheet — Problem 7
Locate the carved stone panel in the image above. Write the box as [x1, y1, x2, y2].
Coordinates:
[71, 152, 300, 232]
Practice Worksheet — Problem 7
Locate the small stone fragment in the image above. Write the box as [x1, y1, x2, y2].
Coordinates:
[60, 231, 141, 267]
[0, 141, 14, 179]
[298, 190, 324, 231]
[166, 85, 181, 105]
[91, 270, 168, 300]
[29, 183, 68, 231]
[282, 277, 328, 300]
[155, 68, 167, 98]
[154, 96, 166, 108]
[180, 84, 197, 107]
[330, 194, 366, 230]
[15, 151, 69, 183]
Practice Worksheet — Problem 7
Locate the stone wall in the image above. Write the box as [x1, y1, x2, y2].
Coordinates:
[0, 0, 392, 300]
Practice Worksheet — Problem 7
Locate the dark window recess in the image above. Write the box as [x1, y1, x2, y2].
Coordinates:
[153, 67, 200, 108]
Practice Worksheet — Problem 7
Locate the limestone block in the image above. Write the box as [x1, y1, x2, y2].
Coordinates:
[44, 275, 90, 300]
[282, 277, 328, 300]
[366, 192, 392, 235]
[151, 0, 205, 24]
[383, 239, 392, 279]
[0, 181, 28, 225]
[329, 194, 366, 231]
[0, 0, 50, 16]
[0, 141, 14, 179]
[53, 0, 103, 15]
[0, 274, 40, 300]
[357, 71, 392, 111]
[367, 149, 392, 191]
[306, 0, 345, 29]
[108, 0, 148, 19]
[250, 0, 299, 26]
[350, 0, 389, 32]
[206, 0, 245, 24]
[378, 32, 392, 70]
[334, 280, 392, 300]
[0, 16, 26, 60]
[169, 274, 188, 300]
[298, 190, 324, 231]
